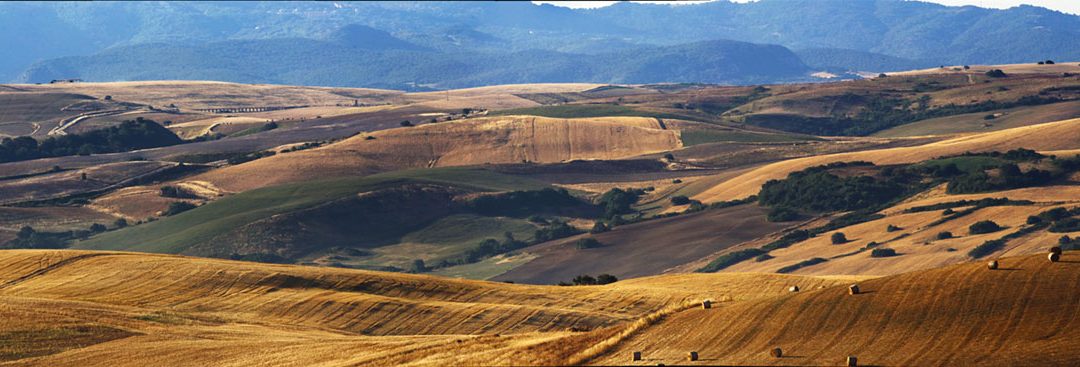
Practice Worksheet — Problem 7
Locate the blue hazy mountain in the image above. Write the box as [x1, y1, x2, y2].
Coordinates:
[4, 1, 1077, 88]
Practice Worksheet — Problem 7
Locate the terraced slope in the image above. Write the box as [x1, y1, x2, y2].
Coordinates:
[594, 251, 1080, 366]
[195, 115, 681, 192]
[0, 250, 856, 366]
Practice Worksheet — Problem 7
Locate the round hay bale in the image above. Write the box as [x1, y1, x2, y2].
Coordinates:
[771, 347, 783, 358]
[1049, 252, 1061, 263]
[632, 351, 642, 361]
[846, 355, 858, 366]
[987, 260, 998, 270]
[687, 351, 698, 361]
[789, 285, 800, 292]
[848, 284, 860, 295]
[702, 300, 712, 309]
[1049, 246, 1062, 256]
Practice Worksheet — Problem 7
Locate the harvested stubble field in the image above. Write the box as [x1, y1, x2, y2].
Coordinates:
[0, 250, 856, 366]
[594, 251, 1080, 366]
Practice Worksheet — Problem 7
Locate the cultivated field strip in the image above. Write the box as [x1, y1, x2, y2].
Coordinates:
[595, 252, 1080, 366]
[0, 251, 687, 335]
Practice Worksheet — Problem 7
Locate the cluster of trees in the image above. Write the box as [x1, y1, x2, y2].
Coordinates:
[439, 221, 584, 269]
[466, 188, 588, 217]
[596, 188, 643, 219]
[0, 118, 182, 163]
[558, 274, 618, 286]
[759, 162, 908, 219]
[3, 218, 131, 249]
[943, 150, 1080, 194]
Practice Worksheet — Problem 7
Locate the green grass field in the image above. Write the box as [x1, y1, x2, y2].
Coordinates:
[341, 214, 540, 271]
[76, 167, 551, 253]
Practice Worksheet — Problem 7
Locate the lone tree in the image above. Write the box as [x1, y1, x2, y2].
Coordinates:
[831, 232, 848, 244]
[985, 69, 1007, 78]
[937, 231, 953, 240]
[400, 120, 413, 127]
[410, 259, 428, 273]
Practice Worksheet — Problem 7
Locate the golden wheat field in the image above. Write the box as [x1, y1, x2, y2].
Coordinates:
[0, 250, 862, 366]
[0, 250, 1074, 366]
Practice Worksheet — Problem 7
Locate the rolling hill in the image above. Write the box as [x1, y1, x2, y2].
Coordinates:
[191, 115, 682, 192]
[693, 118, 1080, 203]
[0, 249, 860, 366]
[0, 249, 1073, 366]
[592, 251, 1080, 366]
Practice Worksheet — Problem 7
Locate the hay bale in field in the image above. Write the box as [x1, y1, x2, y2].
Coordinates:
[1050, 246, 1062, 256]
[687, 351, 698, 361]
[702, 300, 712, 309]
[848, 284, 860, 295]
[846, 355, 858, 366]
[632, 351, 642, 361]
[771, 347, 783, 358]
[1049, 252, 1060, 262]
[789, 285, 799, 292]
[987, 260, 998, 270]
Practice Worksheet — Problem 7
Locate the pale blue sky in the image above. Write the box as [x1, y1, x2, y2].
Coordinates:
[533, 1, 1080, 15]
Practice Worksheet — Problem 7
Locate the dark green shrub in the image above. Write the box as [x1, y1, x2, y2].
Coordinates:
[575, 238, 603, 249]
[163, 201, 197, 216]
[670, 196, 691, 205]
[870, 248, 898, 257]
[937, 231, 953, 240]
[590, 222, 609, 234]
[969, 220, 1002, 235]
[698, 248, 765, 272]
[886, 224, 901, 232]
[831, 232, 848, 244]
[595, 274, 618, 285]
[89, 223, 107, 233]
[777, 257, 827, 273]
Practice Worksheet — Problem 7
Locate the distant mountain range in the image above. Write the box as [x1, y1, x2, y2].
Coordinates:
[3, 1, 1077, 89]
